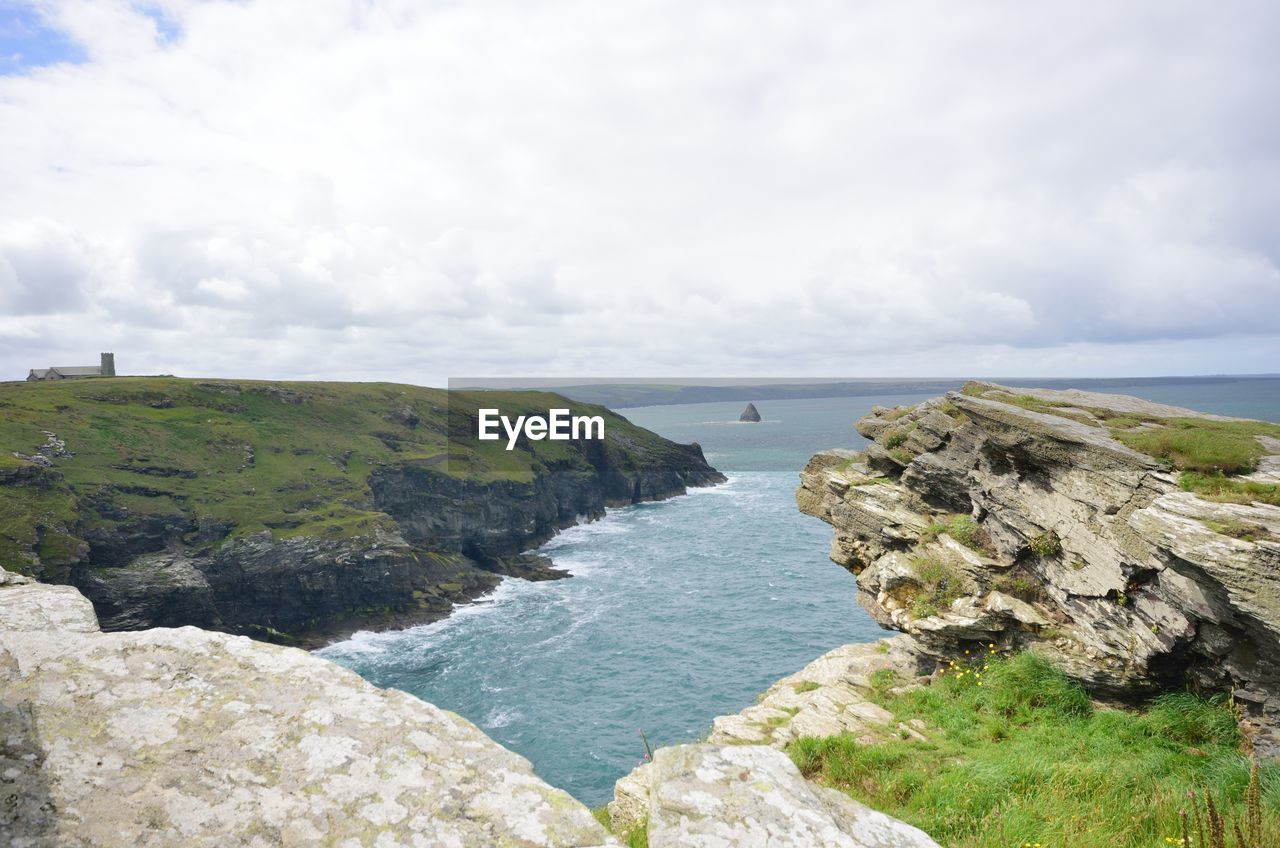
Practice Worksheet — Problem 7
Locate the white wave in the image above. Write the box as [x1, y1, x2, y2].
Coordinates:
[314, 578, 526, 659]
[483, 707, 522, 729]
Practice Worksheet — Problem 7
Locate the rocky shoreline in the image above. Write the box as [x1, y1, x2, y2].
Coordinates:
[0, 378, 725, 648]
[80, 461, 726, 651]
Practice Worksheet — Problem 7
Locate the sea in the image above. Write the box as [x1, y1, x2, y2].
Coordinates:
[316, 377, 1280, 806]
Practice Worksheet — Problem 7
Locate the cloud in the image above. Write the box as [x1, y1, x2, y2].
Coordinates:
[0, 0, 1278, 383]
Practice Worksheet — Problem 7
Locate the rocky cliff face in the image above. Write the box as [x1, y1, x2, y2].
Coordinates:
[0, 378, 723, 646]
[796, 382, 1280, 750]
[0, 566, 615, 847]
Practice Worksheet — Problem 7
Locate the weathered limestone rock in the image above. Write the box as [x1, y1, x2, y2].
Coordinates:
[0, 573, 99, 633]
[645, 744, 940, 848]
[706, 637, 928, 748]
[739, 403, 762, 422]
[798, 382, 1280, 744]
[0, 567, 614, 848]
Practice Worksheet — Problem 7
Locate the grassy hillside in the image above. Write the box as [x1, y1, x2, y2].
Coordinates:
[0, 376, 697, 580]
[791, 652, 1280, 848]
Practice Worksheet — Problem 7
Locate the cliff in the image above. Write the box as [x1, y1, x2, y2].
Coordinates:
[0, 378, 723, 646]
[0, 566, 616, 847]
[796, 381, 1280, 749]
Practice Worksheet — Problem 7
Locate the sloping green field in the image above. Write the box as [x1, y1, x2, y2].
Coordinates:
[0, 376, 688, 579]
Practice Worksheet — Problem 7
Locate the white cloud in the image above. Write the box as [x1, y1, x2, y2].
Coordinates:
[1, 0, 1278, 383]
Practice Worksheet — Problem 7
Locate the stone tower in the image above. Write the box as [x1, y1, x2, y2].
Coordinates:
[100, 352, 116, 377]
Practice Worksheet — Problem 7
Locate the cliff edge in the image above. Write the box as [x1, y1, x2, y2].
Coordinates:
[796, 381, 1280, 751]
[0, 565, 616, 847]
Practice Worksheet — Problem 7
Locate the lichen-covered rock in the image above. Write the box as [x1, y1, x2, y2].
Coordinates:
[706, 637, 927, 748]
[645, 744, 940, 848]
[798, 382, 1280, 748]
[0, 567, 614, 848]
[0, 574, 99, 633]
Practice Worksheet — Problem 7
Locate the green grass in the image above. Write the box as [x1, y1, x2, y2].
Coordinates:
[591, 808, 648, 847]
[0, 377, 699, 578]
[884, 422, 917, 449]
[908, 553, 971, 619]
[936, 400, 967, 422]
[1114, 418, 1280, 476]
[994, 394, 1101, 426]
[788, 652, 1280, 848]
[947, 514, 995, 555]
[1181, 472, 1280, 507]
[794, 680, 821, 694]
[1028, 530, 1062, 557]
[888, 447, 917, 466]
[868, 668, 898, 696]
[1200, 518, 1276, 543]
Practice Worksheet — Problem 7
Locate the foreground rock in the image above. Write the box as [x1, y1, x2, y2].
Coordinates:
[739, 403, 762, 422]
[0, 567, 614, 847]
[797, 382, 1280, 750]
[707, 637, 929, 748]
[637, 745, 939, 848]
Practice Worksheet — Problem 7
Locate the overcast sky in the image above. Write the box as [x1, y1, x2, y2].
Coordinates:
[1, 0, 1278, 385]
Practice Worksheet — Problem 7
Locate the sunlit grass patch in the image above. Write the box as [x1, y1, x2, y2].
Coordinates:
[1114, 418, 1280, 476]
[788, 652, 1280, 848]
[1181, 472, 1280, 508]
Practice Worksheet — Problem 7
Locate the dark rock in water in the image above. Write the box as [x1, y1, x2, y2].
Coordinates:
[739, 403, 762, 422]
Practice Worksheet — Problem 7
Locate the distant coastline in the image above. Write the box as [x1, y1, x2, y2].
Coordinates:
[527, 374, 1280, 409]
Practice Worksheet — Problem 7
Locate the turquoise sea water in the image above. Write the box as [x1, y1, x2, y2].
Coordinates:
[317, 378, 1280, 806]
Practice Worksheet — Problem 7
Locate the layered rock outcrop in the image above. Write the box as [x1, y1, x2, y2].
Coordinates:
[0, 566, 615, 847]
[797, 382, 1280, 750]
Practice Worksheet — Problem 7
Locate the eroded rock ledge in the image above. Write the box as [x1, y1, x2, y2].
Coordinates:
[796, 382, 1280, 751]
[0, 567, 614, 848]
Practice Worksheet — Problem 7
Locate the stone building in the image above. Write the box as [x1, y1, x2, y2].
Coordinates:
[27, 353, 116, 381]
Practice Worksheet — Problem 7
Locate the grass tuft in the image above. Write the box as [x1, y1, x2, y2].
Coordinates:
[1181, 472, 1280, 508]
[1028, 530, 1062, 557]
[1114, 418, 1280, 476]
[908, 554, 971, 619]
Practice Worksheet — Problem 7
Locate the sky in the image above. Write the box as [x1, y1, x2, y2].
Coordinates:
[1, 0, 1278, 385]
